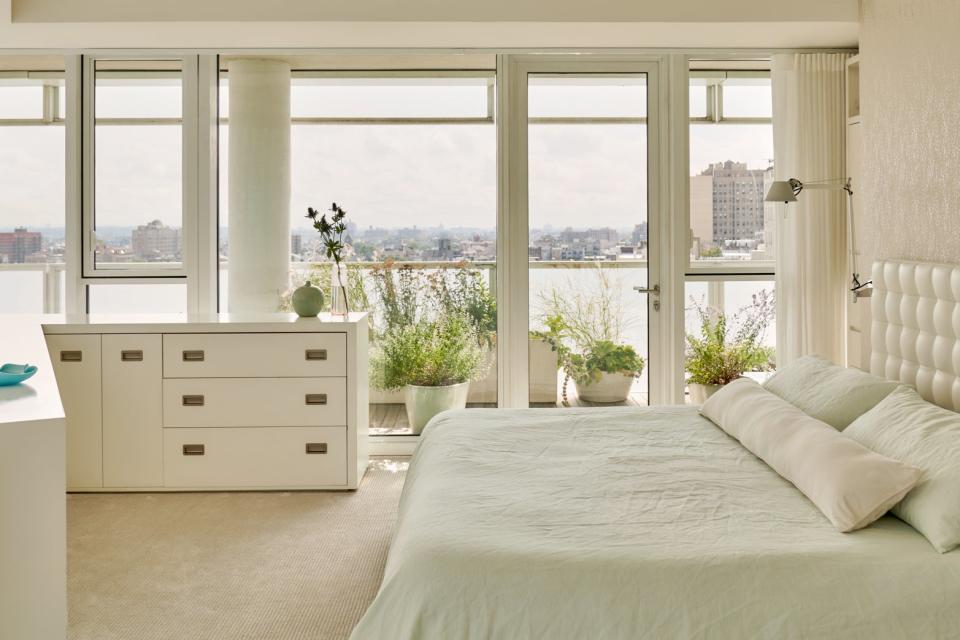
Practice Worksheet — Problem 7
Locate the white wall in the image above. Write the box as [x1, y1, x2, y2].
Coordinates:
[0, 0, 857, 49]
[848, 0, 960, 367]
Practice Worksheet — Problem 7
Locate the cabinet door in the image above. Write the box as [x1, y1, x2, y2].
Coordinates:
[45, 334, 102, 489]
[102, 334, 163, 488]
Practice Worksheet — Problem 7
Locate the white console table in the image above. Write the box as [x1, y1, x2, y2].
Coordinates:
[1, 318, 67, 639]
[42, 312, 369, 492]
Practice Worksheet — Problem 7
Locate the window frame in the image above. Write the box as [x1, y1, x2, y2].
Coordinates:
[80, 54, 199, 285]
[686, 66, 774, 281]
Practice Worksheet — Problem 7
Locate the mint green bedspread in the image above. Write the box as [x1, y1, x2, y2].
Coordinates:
[351, 406, 960, 639]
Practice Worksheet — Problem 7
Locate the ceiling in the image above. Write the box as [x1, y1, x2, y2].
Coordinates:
[11, 0, 858, 24]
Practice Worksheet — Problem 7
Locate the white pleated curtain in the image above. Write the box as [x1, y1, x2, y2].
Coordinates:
[772, 53, 850, 367]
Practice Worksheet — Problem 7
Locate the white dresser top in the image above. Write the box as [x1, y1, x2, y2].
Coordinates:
[0, 317, 64, 427]
[1, 312, 368, 428]
[40, 312, 369, 335]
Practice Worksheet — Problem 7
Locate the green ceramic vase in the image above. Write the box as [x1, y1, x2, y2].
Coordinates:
[292, 280, 324, 317]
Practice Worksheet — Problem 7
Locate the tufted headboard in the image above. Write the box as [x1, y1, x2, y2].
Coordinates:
[871, 259, 960, 412]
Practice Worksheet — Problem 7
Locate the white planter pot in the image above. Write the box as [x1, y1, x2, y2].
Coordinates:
[404, 381, 471, 435]
[688, 382, 724, 405]
[369, 337, 560, 405]
[574, 372, 635, 403]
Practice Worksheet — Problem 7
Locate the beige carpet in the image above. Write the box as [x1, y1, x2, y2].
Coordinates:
[67, 459, 408, 640]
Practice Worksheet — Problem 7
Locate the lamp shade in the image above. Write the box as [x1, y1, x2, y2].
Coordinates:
[765, 181, 798, 203]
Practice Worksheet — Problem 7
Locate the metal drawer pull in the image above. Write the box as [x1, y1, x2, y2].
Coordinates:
[182, 444, 205, 456]
[182, 395, 205, 407]
[305, 442, 328, 454]
[182, 350, 205, 362]
[305, 349, 328, 361]
[305, 393, 328, 406]
[60, 350, 82, 362]
[121, 350, 143, 362]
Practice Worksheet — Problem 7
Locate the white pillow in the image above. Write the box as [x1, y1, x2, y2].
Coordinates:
[845, 385, 960, 553]
[762, 355, 898, 430]
[701, 378, 921, 533]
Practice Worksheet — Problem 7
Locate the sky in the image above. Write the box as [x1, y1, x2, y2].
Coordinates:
[0, 76, 772, 233]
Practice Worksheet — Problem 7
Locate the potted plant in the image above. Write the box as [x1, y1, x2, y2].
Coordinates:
[536, 267, 644, 404]
[685, 290, 775, 404]
[370, 313, 488, 434]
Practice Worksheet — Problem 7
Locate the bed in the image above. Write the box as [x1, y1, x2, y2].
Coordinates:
[351, 259, 960, 639]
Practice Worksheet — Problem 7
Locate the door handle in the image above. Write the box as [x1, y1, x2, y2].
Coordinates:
[633, 284, 661, 311]
[182, 350, 205, 362]
[632, 284, 660, 296]
[305, 442, 328, 454]
[121, 350, 143, 362]
[182, 444, 205, 456]
[305, 393, 328, 406]
[305, 349, 328, 361]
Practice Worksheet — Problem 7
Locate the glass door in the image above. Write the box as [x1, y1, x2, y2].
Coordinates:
[506, 57, 664, 408]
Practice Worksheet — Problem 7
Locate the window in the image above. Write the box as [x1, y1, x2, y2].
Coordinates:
[688, 70, 773, 267]
[686, 65, 776, 394]
[86, 58, 190, 277]
[0, 63, 66, 313]
[219, 60, 497, 435]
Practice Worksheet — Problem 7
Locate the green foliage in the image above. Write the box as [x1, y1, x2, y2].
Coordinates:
[534, 266, 645, 387]
[426, 266, 497, 349]
[564, 340, 645, 387]
[366, 261, 496, 348]
[700, 246, 723, 258]
[370, 314, 487, 390]
[685, 290, 775, 386]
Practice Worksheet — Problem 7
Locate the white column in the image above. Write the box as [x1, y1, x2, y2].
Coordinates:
[228, 58, 291, 312]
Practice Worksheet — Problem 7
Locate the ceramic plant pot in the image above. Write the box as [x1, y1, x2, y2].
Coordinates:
[688, 382, 724, 405]
[574, 371, 635, 403]
[403, 381, 471, 435]
[292, 280, 324, 317]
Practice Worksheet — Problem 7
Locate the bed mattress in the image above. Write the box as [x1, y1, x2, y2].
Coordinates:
[351, 406, 960, 639]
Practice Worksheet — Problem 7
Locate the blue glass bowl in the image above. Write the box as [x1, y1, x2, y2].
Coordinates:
[0, 363, 38, 386]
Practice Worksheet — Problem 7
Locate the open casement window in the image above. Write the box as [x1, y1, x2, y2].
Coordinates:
[82, 57, 197, 281]
[0, 62, 67, 313]
[688, 68, 774, 275]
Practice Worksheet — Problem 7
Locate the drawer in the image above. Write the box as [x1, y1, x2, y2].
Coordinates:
[162, 377, 347, 428]
[163, 333, 346, 378]
[163, 427, 347, 488]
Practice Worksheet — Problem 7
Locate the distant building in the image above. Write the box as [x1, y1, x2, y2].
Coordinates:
[291, 233, 302, 257]
[631, 223, 648, 244]
[701, 161, 767, 248]
[131, 220, 181, 261]
[689, 173, 714, 253]
[0, 227, 43, 263]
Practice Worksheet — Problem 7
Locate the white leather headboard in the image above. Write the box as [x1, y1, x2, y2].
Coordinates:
[871, 259, 960, 412]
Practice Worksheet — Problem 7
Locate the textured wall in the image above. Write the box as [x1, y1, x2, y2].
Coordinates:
[859, 0, 960, 265]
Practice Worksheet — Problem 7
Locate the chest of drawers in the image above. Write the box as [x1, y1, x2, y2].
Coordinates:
[44, 314, 369, 491]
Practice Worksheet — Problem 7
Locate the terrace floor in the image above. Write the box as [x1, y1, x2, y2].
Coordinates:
[369, 390, 650, 436]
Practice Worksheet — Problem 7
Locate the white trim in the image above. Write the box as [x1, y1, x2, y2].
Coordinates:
[64, 55, 84, 314]
[182, 54, 200, 312]
[655, 54, 691, 405]
[495, 54, 528, 408]
[196, 55, 220, 313]
[80, 54, 195, 280]
[369, 436, 419, 457]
